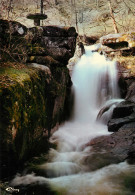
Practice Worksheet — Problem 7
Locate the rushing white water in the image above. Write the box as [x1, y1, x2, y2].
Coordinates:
[72, 46, 120, 122]
[12, 46, 134, 194]
[11, 162, 135, 195]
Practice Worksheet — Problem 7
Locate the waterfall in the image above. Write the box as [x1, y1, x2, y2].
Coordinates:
[12, 46, 134, 195]
[72, 46, 120, 122]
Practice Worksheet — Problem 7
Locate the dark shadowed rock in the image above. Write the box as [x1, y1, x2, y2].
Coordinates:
[26, 26, 77, 64]
[0, 19, 77, 65]
[112, 101, 135, 118]
[108, 101, 135, 132]
[82, 35, 99, 45]
[97, 99, 122, 125]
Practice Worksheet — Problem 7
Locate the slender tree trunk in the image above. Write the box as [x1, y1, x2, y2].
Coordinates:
[40, 0, 43, 14]
[8, 0, 13, 19]
[73, 0, 79, 35]
[108, 0, 119, 33]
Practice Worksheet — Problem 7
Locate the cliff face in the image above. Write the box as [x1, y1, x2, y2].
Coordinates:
[0, 19, 77, 178]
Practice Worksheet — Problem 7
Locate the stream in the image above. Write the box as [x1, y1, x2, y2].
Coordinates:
[10, 46, 135, 195]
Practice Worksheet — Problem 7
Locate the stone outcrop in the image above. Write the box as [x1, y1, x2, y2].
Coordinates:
[108, 101, 135, 132]
[0, 19, 77, 65]
[0, 19, 77, 179]
[100, 32, 135, 58]
[27, 26, 77, 65]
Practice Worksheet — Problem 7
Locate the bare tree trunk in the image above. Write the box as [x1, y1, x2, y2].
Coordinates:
[40, 0, 43, 14]
[8, 0, 13, 19]
[108, 0, 119, 33]
[73, 0, 79, 34]
[75, 12, 79, 32]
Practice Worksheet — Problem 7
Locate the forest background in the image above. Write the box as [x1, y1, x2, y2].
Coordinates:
[1, 0, 135, 38]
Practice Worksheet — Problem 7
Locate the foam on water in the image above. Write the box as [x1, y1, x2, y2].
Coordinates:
[12, 162, 135, 195]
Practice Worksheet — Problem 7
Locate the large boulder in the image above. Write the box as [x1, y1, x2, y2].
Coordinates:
[108, 101, 135, 132]
[27, 26, 77, 64]
[0, 20, 77, 65]
[0, 62, 72, 179]
[0, 19, 77, 179]
[86, 122, 135, 170]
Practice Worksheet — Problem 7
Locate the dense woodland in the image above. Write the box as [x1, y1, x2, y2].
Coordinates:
[0, 0, 135, 36]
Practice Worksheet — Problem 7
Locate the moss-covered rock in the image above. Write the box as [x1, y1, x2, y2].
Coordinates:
[0, 19, 77, 179]
[0, 19, 77, 65]
[0, 62, 72, 179]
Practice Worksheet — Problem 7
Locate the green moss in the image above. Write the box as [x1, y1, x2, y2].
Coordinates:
[0, 61, 71, 178]
[0, 65, 50, 162]
[27, 43, 47, 55]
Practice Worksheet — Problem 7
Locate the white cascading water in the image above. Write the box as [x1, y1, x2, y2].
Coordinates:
[72, 45, 120, 122]
[11, 46, 135, 195]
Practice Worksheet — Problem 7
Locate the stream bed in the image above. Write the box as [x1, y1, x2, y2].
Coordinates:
[3, 46, 135, 195]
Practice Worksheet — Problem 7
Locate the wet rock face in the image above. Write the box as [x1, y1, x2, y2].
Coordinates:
[108, 101, 135, 132]
[87, 122, 135, 168]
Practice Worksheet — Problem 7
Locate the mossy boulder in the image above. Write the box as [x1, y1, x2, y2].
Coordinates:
[0, 19, 77, 179]
[0, 62, 72, 179]
[0, 19, 77, 65]
[27, 26, 77, 64]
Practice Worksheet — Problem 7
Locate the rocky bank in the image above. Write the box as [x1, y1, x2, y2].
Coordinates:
[0, 19, 77, 179]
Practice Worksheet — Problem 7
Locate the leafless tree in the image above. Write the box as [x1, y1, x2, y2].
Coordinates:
[8, 0, 13, 18]
[107, 0, 119, 33]
[40, 0, 43, 13]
